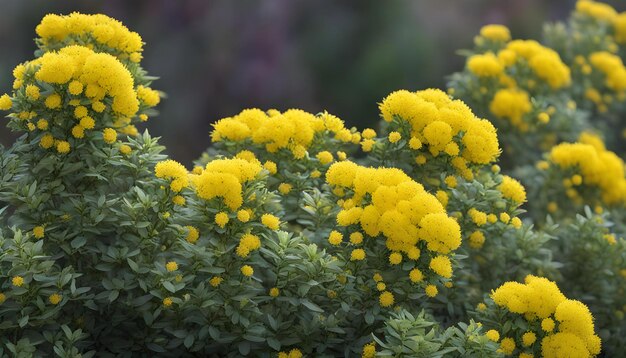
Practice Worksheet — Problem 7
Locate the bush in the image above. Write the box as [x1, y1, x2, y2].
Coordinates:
[0, 3, 625, 357]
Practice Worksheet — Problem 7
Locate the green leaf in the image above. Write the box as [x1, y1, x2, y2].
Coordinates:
[301, 299, 324, 313]
[163, 281, 176, 293]
[267, 337, 281, 351]
[18, 315, 29, 328]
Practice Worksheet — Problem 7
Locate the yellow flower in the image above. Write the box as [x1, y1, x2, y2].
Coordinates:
[388, 252, 402, 265]
[236, 233, 261, 258]
[74, 106, 88, 119]
[468, 208, 487, 226]
[209, 276, 223, 287]
[44, 94, 61, 109]
[214, 212, 229, 228]
[269, 287, 280, 297]
[409, 268, 424, 283]
[362, 342, 376, 358]
[56, 140, 71, 154]
[499, 176, 527, 204]
[79, 116, 95, 129]
[237, 210, 250, 222]
[444, 175, 457, 188]
[185, 226, 199, 244]
[35, 118, 53, 133]
[388, 131, 401, 143]
[165, 261, 178, 272]
[49, 293, 62, 305]
[163, 297, 173, 307]
[0, 293, 6, 304]
[261, 214, 280, 230]
[278, 183, 292, 194]
[350, 248, 366, 261]
[499, 337, 515, 355]
[0, 94, 12, 110]
[409, 137, 422, 150]
[429, 255, 452, 278]
[468, 230, 486, 249]
[70, 125, 84, 139]
[328, 230, 343, 245]
[425, 284, 438, 297]
[25, 84, 40, 100]
[241, 265, 254, 277]
[33, 226, 45, 239]
[485, 329, 500, 342]
[287, 348, 303, 358]
[316, 151, 334, 165]
[349, 232, 364, 245]
[468, 52, 503, 77]
[92, 101, 106, 112]
[415, 155, 427, 165]
[68, 80, 83, 95]
[361, 139, 375, 152]
[361, 128, 376, 139]
[537, 112, 550, 124]
[119, 144, 132, 155]
[522, 331, 536, 346]
[379, 291, 394, 307]
[12, 276, 24, 287]
[480, 24, 511, 42]
[103, 128, 117, 144]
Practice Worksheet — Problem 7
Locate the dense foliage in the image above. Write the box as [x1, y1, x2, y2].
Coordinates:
[0, 1, 624, 357]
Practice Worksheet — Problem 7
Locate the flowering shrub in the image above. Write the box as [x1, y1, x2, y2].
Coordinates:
[477, 275, 602, 357]
[0, 3, 624, 357]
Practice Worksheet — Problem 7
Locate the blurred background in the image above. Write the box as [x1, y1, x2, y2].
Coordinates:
[0, 0, 623, 164]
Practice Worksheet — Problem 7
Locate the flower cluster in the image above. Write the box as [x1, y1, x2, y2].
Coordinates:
[547, 134, 626, 207]
[0, 14, 160, 154]
[326, 160, 461, 298]
[484, 275, 601, 357]
[542, 0, 626, 150]
[2, 7, 625, 357]
[450, 23, 590, 165]
[36, 13, 144, 62]
[376, 88, 500, 180]
[211, 108, 358, 160]
[190, 158, 264, 211]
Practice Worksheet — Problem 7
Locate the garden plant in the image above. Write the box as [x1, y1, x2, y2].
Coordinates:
[0, 1, 624, 357]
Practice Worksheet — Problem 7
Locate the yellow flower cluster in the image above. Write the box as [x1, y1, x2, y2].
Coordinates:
[36, 46, 138, 116]
[469, 29, 571, 90]
[478, 24, 511, 42]
[548, 136, 626, 206]
[491, 275, 601, 357]
[327, 161, 461, 285]
[211, 108, 357, 159]
[575, 0, 617, 23]
[190, 158, 263, 210]
[489, 89, 532, 129]
[506, 40, 571, 89]
[154, 160, 189, 192]
[0, 45, 153, 152]
[379, 88, 500, 173]
[36, 13, 143, 60]
[236, 233, 261, 258]
[498, 175, 527, 204]
[588, 51, 626, 93]
[467, 53, 503, 77]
